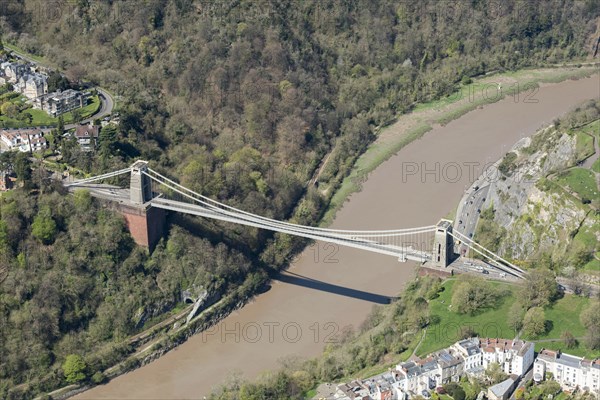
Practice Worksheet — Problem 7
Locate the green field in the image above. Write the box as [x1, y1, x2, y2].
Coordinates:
[417, 280, 518, 356]
[526, 295, 590, 340]
[575, 129, 595, 161]
[555, 168, 598, 201]
[592, 157, 600, 173]
[579, 119, 600, 142]
[418, 280, 598, 358]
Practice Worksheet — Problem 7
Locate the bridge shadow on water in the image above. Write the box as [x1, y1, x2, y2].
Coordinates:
[274, 271, 396, 305]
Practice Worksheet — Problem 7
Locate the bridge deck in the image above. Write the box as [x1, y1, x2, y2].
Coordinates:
[67, 184, 133, 205]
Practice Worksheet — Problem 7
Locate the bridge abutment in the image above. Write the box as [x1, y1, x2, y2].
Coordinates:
[120, 204, 166, 251]
[120, 160, 165, 250]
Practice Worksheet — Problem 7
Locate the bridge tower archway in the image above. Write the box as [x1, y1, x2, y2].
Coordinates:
[130, 160, 152, 205]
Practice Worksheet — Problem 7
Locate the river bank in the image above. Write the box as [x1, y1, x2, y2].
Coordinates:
[73, 69, 599, 399]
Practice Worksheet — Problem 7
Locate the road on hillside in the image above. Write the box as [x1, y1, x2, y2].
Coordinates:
[64, 87, 114, 129]
[455, 184, 490, 255]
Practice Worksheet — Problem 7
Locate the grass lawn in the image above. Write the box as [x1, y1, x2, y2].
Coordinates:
[417, 280, 518, 356]
[582, 258, 600, 273]
[575, 129, 595, 161]
[0, 94, 100, 128]
[592, 157, 600, 174]
[530, 295, 590, 340]
[573, 216, 599, 250]
[420, 279, 598, 359]
[579, 119, 600, 142]
[63, 94, 101, 123]
[555, 168, 598, 201]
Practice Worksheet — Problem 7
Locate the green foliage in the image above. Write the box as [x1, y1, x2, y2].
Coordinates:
[91, 371, 106, 384]
[519, 269, 559, 309]
[14, 152, 32, 185]
[73, 189, 92, 212]
[508, 302, 525, 333]
[580, 301, 600, 350]
[498, 152, 518, 176]
[486, 362, 508, 385]
[47, 71, 70, 92]
[31, 207, 57, 244]
[450, 275, 504, 315]
[0, 1, 597, 397]
[444, 382, 466, 400]
[561, 331, 577, 349]
[0, 186, 256, 393]
[523, 307, 547, 337]
[62, 354, 87, 384]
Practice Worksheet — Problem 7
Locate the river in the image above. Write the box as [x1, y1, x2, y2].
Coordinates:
[77, 74, 600, 399]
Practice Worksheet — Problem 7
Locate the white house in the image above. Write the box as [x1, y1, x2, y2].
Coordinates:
[452, 337, 484, 374]
[534, 349, 600, 395]
[0, 129, 49, 152]
[480, 338, 535, 376]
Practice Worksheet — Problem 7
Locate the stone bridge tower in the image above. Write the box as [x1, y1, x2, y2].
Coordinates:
[432, 219, 454, 267]
[129, 160, 153, 204]
[119, 161, 165, 251]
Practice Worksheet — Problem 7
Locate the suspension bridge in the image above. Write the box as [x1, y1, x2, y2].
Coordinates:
[64, 161, 526, 279]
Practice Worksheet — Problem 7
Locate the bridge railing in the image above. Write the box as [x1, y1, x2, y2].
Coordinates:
[144, 168, 437, 237]
[64, 168, 131, 187]
[449, 230, 525, 278]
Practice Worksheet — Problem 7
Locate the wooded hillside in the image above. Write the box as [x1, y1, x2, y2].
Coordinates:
[0, 0, 598, 397]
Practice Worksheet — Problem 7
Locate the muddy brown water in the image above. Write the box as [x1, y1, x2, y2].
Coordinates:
[76, 74, 599, 399]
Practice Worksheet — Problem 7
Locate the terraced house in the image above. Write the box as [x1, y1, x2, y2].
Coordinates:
[534, 350, 600, 396]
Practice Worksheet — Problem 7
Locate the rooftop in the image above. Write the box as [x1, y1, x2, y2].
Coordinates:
[489, 377, 515, 397]
[537, 349, 600, 370]
[74, 125, 99, 138]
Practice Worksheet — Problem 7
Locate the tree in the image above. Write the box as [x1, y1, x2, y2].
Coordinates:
[1, 102, 18, 118]
[14, 152, 32, 187]
[62, 354, 87, 384]
[519, 269, 558, 309]
[57, 115, 65, 135]
[99, 124, 118, 152]
[71, 108, 82, 124]
[523, 307, 546, 337]
[91, 371, 106, 384]
[508, 302, 525, 332]
[451, 276, 501, 315]
[486, 362, 508, 384]
[561, 331, 577, 349]
[580, 301, 600, 349]
[31, 207, 58, 244]
[47, 71, 70, 92]
[443, 382, 466, 400]
[515, 387, 525, 400]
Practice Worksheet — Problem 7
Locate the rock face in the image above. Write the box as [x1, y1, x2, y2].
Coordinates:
[485, 125, 589, 262]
